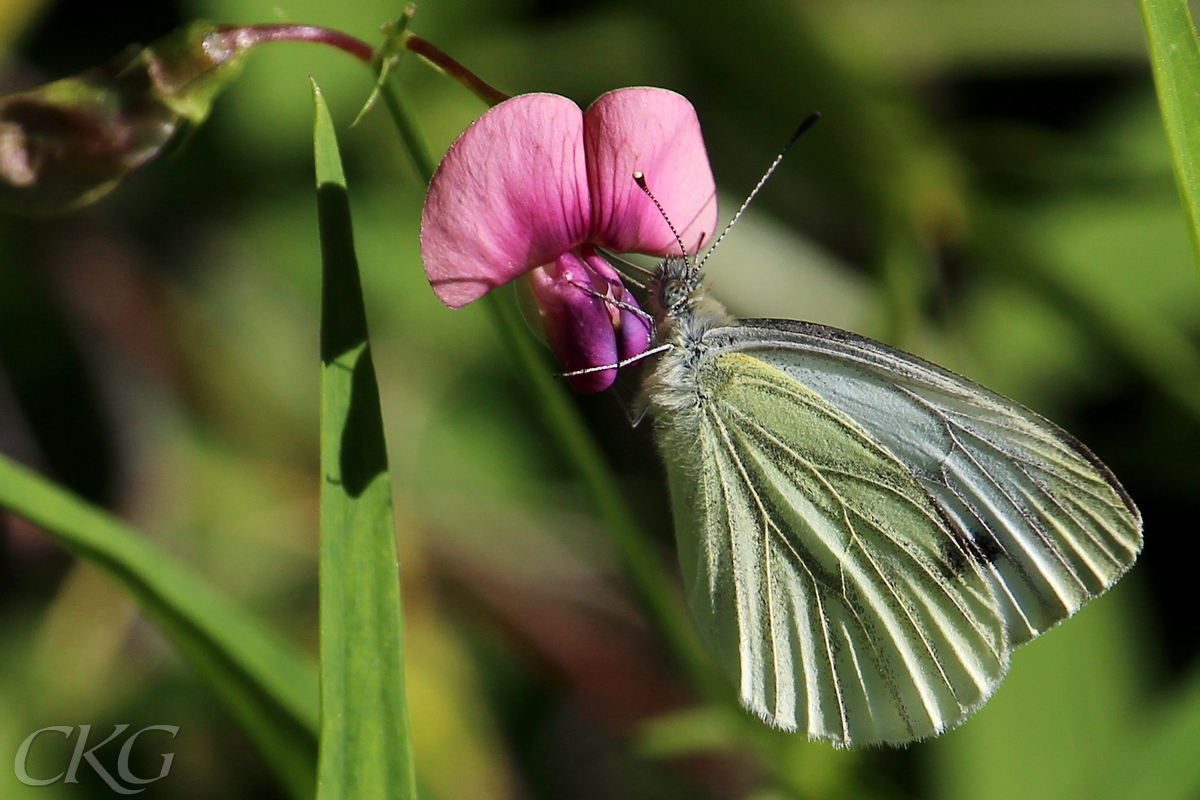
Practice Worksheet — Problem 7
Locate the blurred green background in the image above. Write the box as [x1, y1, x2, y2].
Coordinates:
[1, 0, 1197, 798]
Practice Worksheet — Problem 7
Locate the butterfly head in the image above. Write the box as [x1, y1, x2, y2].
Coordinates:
[651, 255, 704, 318]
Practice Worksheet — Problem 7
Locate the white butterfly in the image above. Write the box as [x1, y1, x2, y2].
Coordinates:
[641, 253, 1143, 746]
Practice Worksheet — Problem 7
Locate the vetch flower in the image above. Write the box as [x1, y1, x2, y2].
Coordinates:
[420, 87, 718, 392]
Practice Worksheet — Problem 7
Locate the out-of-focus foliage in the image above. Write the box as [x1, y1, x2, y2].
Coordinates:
[0, 0, 1196, 799]
[0, 454, 319, 798]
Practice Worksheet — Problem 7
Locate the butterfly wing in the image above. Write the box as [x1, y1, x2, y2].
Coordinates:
[655, 350, 1009, 745]
[721, 319, 1143, 647]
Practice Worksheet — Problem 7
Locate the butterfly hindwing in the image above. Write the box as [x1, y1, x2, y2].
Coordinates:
[657, 351, 1008, 745]
[721, 319, 1143, 647]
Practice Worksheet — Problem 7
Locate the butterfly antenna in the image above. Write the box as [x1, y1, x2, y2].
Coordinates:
[597, 248, 655, 285]
[633, 172, 690, 263]
[696, 111, 821, 270]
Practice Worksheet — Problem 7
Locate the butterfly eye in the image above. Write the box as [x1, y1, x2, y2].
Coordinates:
[661, 280, 687, 312]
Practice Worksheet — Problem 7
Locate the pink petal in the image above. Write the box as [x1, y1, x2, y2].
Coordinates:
[528, 250, 632, 393]
[421, 94, 591, 308]
[584, 87, 718, 258]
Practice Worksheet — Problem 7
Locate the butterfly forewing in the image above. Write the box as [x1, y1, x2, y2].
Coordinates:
[721, 320, 1143, 647]
[657, 351, 1008, 745]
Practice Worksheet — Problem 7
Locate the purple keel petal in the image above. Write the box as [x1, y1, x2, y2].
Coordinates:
[421, 94, 591, 308]
[584, 87, 718, 258]
[582, 252, 651, 362]
[615, 281, 652, 363]
[528, 250, 628, 393]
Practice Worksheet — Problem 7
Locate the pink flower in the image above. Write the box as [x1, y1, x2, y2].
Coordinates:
[420, 87, 718, 392]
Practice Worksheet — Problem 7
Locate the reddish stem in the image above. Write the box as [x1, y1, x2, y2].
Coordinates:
[403, 35, 509, 107]
[221, 24, 376, 63]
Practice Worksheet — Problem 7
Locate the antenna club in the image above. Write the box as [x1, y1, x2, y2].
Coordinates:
[793, 111, 821, 142]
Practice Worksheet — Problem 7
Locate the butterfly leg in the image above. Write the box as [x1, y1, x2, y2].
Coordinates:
[557, 343, 675, 379]
[564, 278, 656, 326]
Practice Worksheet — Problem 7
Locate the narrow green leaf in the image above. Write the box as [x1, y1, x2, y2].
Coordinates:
[312, 81, 417, 800]
[0, 454, 318, 800]
[1137, 0, 1200, 273]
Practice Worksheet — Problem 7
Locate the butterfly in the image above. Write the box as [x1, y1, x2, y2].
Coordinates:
[638, 251, 1143, 746]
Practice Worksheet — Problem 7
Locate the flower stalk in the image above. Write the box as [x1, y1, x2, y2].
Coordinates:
[402, 34, 509, 107]
[222, 24, 375, 63]
[362, 7, 508, 130]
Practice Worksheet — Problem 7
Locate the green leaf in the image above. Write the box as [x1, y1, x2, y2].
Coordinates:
[312, 81, 417, 800]
[1137, 0, 1200, 274]
[0, 454, 319, 800]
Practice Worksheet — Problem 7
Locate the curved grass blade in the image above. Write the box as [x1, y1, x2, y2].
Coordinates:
[1137, 0, 1200, 274]
[312, 82, 417, 800]
[0, 454, 318, 799]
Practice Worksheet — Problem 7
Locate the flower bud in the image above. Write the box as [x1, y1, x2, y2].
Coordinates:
[0, 21, 249, 215]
